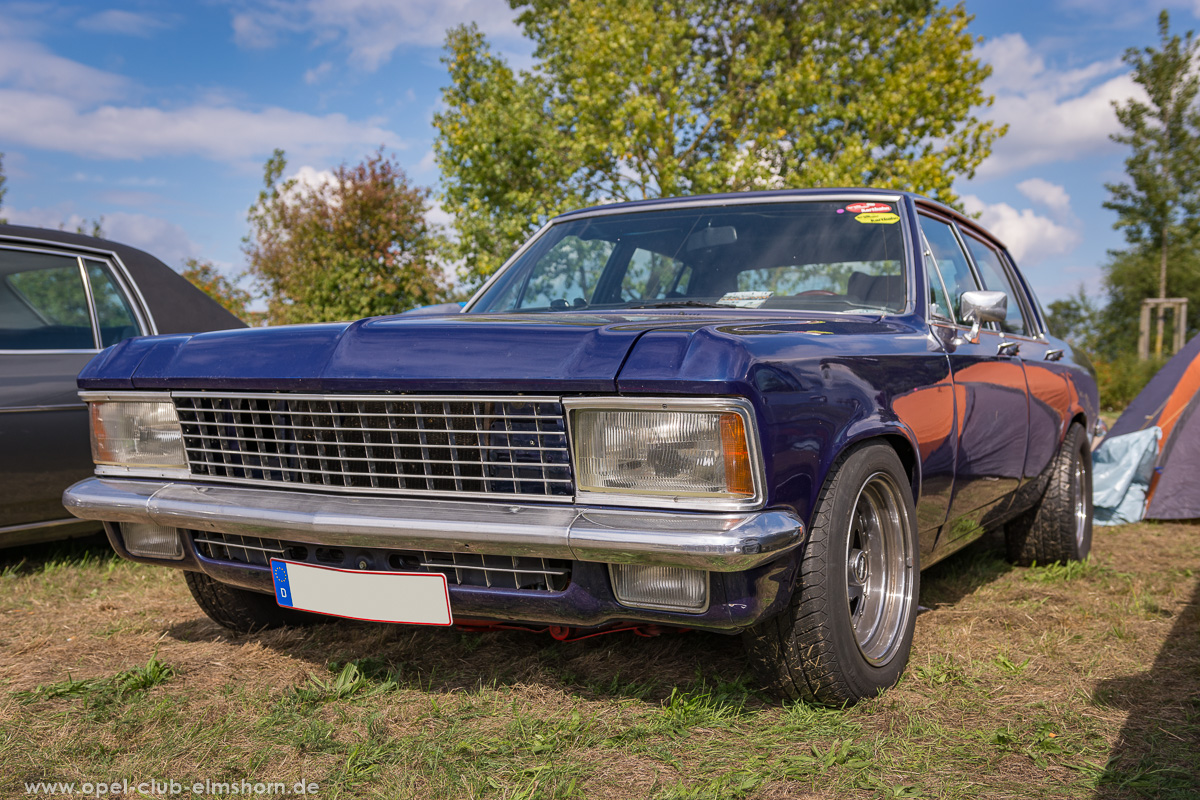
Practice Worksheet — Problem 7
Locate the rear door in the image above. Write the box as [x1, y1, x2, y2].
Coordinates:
[0, 245, 146, 535]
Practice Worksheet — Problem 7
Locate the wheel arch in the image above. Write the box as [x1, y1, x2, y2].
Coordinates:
[837, 424, 922, 507]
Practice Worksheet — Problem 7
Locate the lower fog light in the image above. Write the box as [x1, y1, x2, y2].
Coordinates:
[609, 564, 709, 613]
[122, 522, 184, 560]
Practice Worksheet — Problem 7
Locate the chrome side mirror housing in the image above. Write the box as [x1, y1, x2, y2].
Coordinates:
[956, 290, 1007, 344]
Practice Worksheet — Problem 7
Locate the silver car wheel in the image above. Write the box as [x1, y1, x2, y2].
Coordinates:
[1073, 458, 1088, 549]
[846, 471, 914, 666]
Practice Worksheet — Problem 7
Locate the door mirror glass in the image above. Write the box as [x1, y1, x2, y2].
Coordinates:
[961, 290, 1007, 324]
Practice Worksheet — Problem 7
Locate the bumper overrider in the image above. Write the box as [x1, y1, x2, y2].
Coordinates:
[64, 477, 805, 632]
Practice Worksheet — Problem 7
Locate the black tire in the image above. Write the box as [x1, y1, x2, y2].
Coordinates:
[743, 443, 920, 705]
[1005, 422, 1092, 566]
[184, 571, 317, 634]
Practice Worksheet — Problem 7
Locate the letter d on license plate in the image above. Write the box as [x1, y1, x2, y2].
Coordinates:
[271, 559, 452, 626]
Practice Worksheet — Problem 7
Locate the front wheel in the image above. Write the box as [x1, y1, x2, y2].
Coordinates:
[743, 443, 920, 705]
[184, 571, 317, 634]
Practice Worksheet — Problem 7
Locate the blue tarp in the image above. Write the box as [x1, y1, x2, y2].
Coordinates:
[1092, 427, 1161, 525]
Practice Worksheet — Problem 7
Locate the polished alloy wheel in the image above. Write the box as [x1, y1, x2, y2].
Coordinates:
[1073, 458, 1088, 549]
[845, 471, 914, 666]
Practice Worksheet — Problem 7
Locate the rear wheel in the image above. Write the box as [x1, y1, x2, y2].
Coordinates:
[1005, 422, 1092, 566]
[743, 443, 920, 705]
[184, 571, 316, 634]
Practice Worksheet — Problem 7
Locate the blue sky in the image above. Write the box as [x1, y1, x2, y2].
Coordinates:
[1, 0, 1198, 306]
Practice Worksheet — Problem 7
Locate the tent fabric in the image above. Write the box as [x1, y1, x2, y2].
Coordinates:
[1108, 332, 1200, 438]
[1104, 332, 1200, 521]
[1093, 428, 1161, 525]
[1145, 394, 1200, 518]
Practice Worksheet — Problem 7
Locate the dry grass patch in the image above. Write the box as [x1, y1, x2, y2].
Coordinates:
[0, 523, 1197, 799]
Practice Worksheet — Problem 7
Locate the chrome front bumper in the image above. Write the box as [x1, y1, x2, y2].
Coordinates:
[63, 478, 804, 572]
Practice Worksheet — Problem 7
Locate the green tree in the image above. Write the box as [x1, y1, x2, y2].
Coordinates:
[181, 258, 258, 324]
[72, 217, 104, 237]
[1103, 9, 1200, 356]
[435, 0, 1004, 288]
[245, 149, 447, 325]
[1046, 285, 1104, 352]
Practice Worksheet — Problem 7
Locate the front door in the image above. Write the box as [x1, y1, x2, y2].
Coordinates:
[918, 214, 1030, 537]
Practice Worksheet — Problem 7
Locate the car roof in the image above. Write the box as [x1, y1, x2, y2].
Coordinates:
[0, 224, 245, 334]
[550, 189, 1007, 253]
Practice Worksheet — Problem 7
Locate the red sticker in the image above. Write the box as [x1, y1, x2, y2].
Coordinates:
[846, 202, 891, 214]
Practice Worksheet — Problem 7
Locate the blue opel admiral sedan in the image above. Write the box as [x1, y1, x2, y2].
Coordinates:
[64, 190, 1098, 704]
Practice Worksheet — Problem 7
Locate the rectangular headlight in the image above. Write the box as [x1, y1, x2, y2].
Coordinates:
[567, 399, 761, 509]
[89, 399, 187, 470]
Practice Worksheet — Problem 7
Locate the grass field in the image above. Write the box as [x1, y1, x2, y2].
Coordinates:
[1, 522, 1197, 799]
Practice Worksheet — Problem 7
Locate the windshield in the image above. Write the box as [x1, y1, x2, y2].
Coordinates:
[469, 201, 908, 314]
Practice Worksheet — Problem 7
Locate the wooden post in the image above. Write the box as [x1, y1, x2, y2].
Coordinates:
[1176, 299, 1188, 354]
[1139, 302, 1152, 360]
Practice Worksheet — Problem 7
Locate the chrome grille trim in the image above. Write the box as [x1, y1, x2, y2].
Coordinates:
[192, 531, 571, 591]
[193, 533, 286, 565]
[172, 393, 574, 501]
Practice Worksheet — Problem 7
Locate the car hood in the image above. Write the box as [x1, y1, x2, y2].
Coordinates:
[77, 310, 909, 393]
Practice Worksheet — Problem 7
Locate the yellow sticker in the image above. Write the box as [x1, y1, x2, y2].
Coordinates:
[855, 212, 900, 224]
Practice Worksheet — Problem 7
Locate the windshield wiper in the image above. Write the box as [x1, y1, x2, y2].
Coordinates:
[626, 300, 730, 309]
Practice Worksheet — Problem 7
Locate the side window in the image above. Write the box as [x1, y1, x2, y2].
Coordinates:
[0, 249, 95, 350]
[918, 215, 978, 323]
[85, 261, 141, 346]
[515, 236, 615, 310]
[962, 236, 1029, 336]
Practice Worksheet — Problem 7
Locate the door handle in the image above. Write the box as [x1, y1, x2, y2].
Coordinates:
[1044, 349, 1064, 361]
[997, 341, 1020, 357]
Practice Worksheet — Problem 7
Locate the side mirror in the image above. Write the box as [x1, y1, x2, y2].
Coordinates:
[957, 290, 1007, 344]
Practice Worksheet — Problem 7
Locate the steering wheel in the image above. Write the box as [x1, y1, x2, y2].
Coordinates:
[796, 290, 838, 296]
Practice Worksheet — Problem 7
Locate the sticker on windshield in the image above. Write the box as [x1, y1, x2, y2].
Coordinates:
[846, 202, 892, 214]
[718, 291, 773, 308]
[855, 212, 900, 224]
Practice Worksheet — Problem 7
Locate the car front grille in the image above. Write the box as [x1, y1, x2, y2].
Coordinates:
[191, 531, 571, 592]
[173, 393, 573, 501]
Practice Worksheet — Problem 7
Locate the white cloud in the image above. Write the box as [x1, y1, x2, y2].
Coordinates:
[231, 0, 524, 71]
[2, 205, 200, 264]
[0, 31, 400, 164]
[102, 212, 201, 264]
[1016, 178, 1074, 221]
[0, 38, 128, 102]
[77, 10, 170, 37]
[0, 88, 400, 162]
[283, 165, 339, 204]
[975, 34, 1143, 178]
[415, 148, 436, 173]
[304, 61, 332, 85]
[425, 199, 451, 230]
[962, 195, 1082, 265]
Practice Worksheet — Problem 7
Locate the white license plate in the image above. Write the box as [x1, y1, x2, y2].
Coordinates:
[270, 559, 452, 626]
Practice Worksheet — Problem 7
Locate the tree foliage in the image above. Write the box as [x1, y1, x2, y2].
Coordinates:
[1104, 11, 1200, 258]
[245, 149, 446, 325]
[1100, 10, 1200, 355]
[181, 258, 257, 324]
[435, 0, 1004, 287]
[1046, 286, 1104, 353]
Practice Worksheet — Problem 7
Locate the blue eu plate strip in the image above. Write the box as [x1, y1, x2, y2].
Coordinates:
[271, 559, 293, 607]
